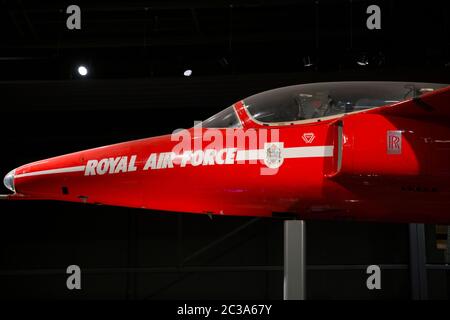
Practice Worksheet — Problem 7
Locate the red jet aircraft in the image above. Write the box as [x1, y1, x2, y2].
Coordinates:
[2, 82, 450, 224]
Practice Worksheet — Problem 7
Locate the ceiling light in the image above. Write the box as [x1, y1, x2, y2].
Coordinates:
[77, 65, 88, 76]
[303, 56, 314, 67]
[357, 56, 369, 66]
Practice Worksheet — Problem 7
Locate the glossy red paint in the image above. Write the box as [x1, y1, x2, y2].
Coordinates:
[3, 83, 450, 224]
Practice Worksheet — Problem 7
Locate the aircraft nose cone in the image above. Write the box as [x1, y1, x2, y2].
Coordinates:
[3, 169, 15, 192]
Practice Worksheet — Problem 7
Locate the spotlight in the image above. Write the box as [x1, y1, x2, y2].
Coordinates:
[183, 69, 192, 77]
[357, 55, 369, 66]
[303, 56, 314, 67]
[77, 65, 88, 76]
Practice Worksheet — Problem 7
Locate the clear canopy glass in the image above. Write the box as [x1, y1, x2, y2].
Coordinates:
[243, 82, 447, 124]
[201, 105, 241, 128]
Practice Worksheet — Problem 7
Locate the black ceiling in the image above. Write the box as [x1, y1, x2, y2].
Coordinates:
[0, 0, 449, 80]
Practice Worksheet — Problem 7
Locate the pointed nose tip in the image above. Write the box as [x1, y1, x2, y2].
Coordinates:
[3, 169, 15, 192]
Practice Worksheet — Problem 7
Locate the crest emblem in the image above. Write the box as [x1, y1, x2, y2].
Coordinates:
[264, 142, 284, 169]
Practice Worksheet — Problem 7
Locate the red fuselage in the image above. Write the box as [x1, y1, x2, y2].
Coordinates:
[4, 83, 450, 224]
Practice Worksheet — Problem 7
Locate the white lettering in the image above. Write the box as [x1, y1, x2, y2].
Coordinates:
[108, 157, 121, 174]
[225, 148, 237, 164]
[84, 160, 98, 176]
[96, 158, 109, 175]
[180, 151, 192, 167]
[191, 150, 203, 166]
[203, 149, 216, 165]
[115, 157, 128, 173]
[128, 155, 137, 172]
[143, 154, 157, 170]
[216, 149, 227, 165]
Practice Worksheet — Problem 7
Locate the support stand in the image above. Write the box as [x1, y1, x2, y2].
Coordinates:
[409, 223, 428, 300]
[446, 226, 450, 264]
[283, 220, 306, 300]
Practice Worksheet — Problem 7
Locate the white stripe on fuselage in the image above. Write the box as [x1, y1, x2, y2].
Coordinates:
[15, 166, 86, 178]
[236, 145, 333, 161]
[14, 145, 333, 178]
[283, 146, 334, 158]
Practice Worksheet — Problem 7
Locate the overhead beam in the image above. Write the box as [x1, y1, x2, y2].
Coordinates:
[1, 29, 362, 49]
[17, 0, 39, 41]
[190, 8, 201, 34]
[2, 0, 25, 38]
[9, 0, 311, 13]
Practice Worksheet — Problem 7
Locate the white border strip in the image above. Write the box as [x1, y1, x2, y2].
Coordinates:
[236, 145, 333, 161]
[15, 166, 86, 179]
[283, 146, 333, 158]
[236, 149, 261, 161]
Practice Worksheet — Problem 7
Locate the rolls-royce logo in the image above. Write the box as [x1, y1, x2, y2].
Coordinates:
[264, 142, 284, 168]
[387, 130, 402, 154]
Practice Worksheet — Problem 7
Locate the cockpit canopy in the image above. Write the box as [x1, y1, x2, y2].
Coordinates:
[244, 82, 447, 124]
[202, 82, 448, 128]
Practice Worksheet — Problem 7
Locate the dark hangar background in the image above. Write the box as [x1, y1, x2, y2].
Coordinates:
[0, 0, 449, 299]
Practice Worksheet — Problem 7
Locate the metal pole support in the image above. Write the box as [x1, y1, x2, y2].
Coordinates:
[283, 220, 306, 300]
[446, 226, 450, 264]
[409, 223, 428, 300]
